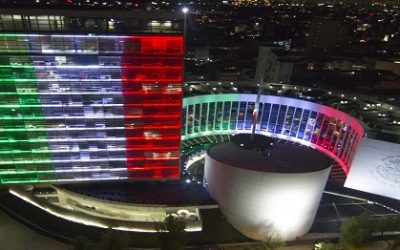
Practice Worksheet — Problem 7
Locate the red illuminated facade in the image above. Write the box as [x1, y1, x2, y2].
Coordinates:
[122, 36, 184, 179]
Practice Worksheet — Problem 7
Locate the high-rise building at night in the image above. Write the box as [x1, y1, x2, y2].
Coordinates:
[306, 17, 343, 55]
[0, 9, 184, 184]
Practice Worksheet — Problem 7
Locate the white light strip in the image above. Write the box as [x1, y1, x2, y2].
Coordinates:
[55, 148, 126, 153]
[53, 167, 127, 173]
[47, 65, 120, 69]
[2, 92, 123, 95]
[3, 34, 132, 38]
[52, 177, 128, 182]
[9, 189, 109, 229]
[0, 137, 126, 143]
[112, 225, 202, 233]
[1, 127, 125, 132]
[43, 79, 120, 82]
[2, 91, 178, 96]
[0, 65, 121, 69]
[3, 116, 125, 120]
[111, 226, 159, 233]
[10, 188, 201, 233]
[0, 158, 127, 165]
[20, 79, 175, 82]
[184, 152, 206, 170]
[0, 104, 124, 108]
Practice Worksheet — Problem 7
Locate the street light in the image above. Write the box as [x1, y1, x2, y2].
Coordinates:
[182, 7, 188, 81]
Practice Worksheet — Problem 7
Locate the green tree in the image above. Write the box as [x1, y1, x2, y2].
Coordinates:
[96, 229, 130, 250]
[240, 234, 285, 250]
[339, 212, 374, 250]
[71, 236, 94, 250]
[315, 241, 337, 250]
[157, 215, 188, 250]
[258, 235, 285, 250]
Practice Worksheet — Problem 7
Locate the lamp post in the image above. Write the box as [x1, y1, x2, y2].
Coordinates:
[182, 7, 188, 81]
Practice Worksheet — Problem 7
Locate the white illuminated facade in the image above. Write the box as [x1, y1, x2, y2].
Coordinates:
[204, 141, 332, 241]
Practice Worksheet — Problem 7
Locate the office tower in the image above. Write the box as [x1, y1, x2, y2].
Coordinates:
[0, 9, 184, 183]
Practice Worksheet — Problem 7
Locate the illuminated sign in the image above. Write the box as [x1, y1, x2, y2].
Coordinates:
[345, 138, 400, 200]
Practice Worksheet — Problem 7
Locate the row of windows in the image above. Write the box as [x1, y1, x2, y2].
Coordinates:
[182, 100, 362, 167]
[0, 35, 184, 55]
[0, 93, 181, 106]
[0, 149, 180, 162]
[0, 166, 130, 184]
[0, 55, 182, 67]
[0, 14, 182, 34]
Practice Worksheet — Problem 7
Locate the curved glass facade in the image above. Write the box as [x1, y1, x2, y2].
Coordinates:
[182, 94, 364, 177]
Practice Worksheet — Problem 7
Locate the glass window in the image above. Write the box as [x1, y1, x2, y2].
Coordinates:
[194, 104, 201, 133]
[237, 102, 247, 130]
[298, 109, 309, 139]
[230, 101, 239, 130]
[222, 102, 231, 130]
[311, 113, 324, 143]
[304, 111, 317, 141]
[268, 104, 279, 133]
[283, 106, 295, 136]
[275, 105, 287, 134]
[290, 108, 302, 137]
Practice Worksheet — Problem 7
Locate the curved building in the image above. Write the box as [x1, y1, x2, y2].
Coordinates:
[182, 93, 364, 179]
[204, 136, 331, 240]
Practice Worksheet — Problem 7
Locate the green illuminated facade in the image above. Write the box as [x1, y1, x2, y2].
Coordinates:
[0, 39, 53, 183]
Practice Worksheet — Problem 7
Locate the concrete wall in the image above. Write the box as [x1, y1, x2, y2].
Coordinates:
[204, 152, 331, 241]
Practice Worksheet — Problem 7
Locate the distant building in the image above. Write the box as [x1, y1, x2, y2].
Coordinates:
[255, 46, 305, 83]
[373, 59, 400, 76]
[306, 17, 346, 56]
[230, 0, 269, 7]
[187, 42, 210, 61]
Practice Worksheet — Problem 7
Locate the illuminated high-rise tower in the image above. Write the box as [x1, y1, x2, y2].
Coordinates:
[0, 9, 184, 184]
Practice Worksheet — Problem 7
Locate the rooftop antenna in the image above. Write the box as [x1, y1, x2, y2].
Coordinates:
[250, 77, 263, 142]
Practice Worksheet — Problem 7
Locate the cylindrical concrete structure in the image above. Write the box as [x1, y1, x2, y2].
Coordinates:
[204, 138, 331, 241]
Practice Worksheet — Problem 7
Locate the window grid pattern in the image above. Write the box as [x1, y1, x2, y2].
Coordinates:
[182, 94, 364, 176]
[0, 33, 183, 184]
[0, 14, 182, 34]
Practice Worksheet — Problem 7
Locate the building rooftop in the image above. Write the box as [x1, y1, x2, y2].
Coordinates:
[59, 180, 215, 206]
[0, 8, 183, 34]
[0, 8, 183, 20]
[208, 136, 331, 173]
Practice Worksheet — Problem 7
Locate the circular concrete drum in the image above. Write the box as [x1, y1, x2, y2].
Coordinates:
[204, 134, 331, 241]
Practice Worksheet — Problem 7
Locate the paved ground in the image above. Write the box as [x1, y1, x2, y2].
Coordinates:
[0, 209, 69, 250]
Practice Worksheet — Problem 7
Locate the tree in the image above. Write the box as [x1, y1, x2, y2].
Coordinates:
[315, 241, 337, 250]
[258, 235, 285, 250]
[157, 215, 188, 250]
[339, 212, 374, 250]
[376, 215, 400, 235]
[96, 229, 130, 250]
[71, 236, 94, 250]
[240, 234, 285, 250]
